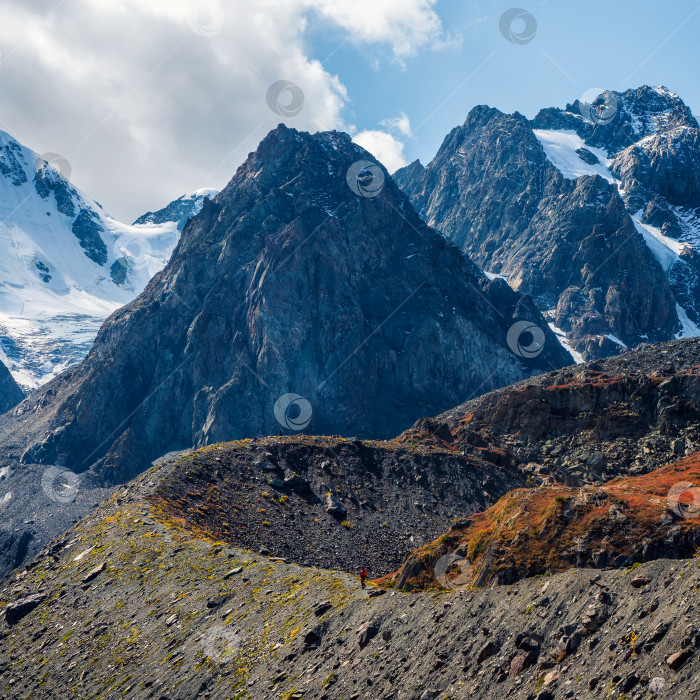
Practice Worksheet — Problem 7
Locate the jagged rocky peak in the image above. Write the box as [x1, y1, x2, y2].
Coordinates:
[133, 187, 219, 230]
[533, 85, 698, 155]
[394, 99, 680, 360]
[0, 123, 573, 579]
[0, 124, 570, 489]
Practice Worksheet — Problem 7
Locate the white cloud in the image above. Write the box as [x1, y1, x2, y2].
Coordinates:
[303, 0, 444, 59]
[0, 0, 446, 221]
[380, 112, 413, 137]
[353, 130, 408, 173]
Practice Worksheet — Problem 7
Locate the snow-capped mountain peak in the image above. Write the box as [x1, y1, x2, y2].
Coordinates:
[0, 129, 215, 389]
[132, 187, 219, 230]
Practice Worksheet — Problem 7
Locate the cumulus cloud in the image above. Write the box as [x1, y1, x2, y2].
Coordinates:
[303, 0, 444, 60]
[353, 130, 408, 173]
[0, 0, 445, 220]
[380, 112, 413, 137]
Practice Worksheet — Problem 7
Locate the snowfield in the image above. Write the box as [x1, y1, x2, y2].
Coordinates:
[0, 129, 213, 389]
[533, 129, 616, 184]
[630, 212, 685, 273]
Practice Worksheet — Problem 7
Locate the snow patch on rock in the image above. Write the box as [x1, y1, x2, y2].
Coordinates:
[533, 129, 616, 183]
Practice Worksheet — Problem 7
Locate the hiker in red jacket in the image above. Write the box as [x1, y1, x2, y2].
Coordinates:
[360, 566, 368, 589]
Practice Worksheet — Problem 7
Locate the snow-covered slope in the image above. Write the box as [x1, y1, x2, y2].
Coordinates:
[0, 130, 215, 389]
[533, 129, 616, 184]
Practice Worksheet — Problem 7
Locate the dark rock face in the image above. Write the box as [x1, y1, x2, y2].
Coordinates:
[0, 125, 569, 486]
[33, 164, 76, 217]
[109, 258, 128, 286]
[613, 128, 700, 211]
[133, 189, 218, 231]
[0, 360, 23, 414]
[71, 209, 108, 265]
[395, 103, 679, 360]
[0, 524, 33, 574]
[0, 139, 28, 186]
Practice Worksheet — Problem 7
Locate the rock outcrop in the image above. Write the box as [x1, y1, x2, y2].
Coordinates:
[391, 449, 700, 589]
[402, 338, 700, 486]
[147, 434, 523, 577]
[0, 360, 23, 415]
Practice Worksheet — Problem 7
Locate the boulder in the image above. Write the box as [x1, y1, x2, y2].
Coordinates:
[509, 651, 535, 678]
[667, 648, 693, 670]
[357, 622, 378, 649]
[630, 574, 651, 588]
[313, 602, 333, 617]
[81, 562, 106, 584]
[4, 593, 47, 625]
[324, 493, 347, 520]
[303, 628, 321, 646]
[476, 640, 500, 664]
[649, 677, 666, 694]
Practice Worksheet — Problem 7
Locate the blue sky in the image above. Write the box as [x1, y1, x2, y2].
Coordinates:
[319, 0, 700, 168]
[2, 0, 698, 220]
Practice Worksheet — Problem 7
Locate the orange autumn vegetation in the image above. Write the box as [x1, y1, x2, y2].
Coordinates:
[388, 451, 700, 591]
